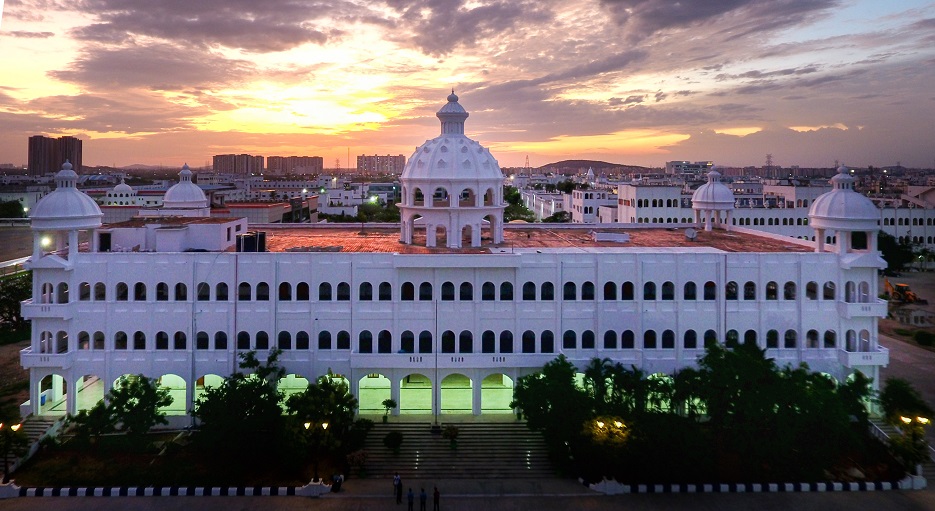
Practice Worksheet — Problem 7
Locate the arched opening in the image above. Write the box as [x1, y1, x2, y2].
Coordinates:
[38, 373, 68, 416]
[278, 374, 310, 401]
[481, 374, 514, 413]
[433, 186, 449, 207]
[74, 374, 104, 413]
[441, 374, 472, 414]
[399, 373, 432, 414]
[194, 374, 225, 407]
[358, 374, 391, 414]
[156, 374, 187, 415]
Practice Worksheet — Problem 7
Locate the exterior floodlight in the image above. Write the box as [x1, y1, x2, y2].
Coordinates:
[304, 422, 312, 430]
[595, 421, 604, 428]
[321, 422, 329, 430]
[918, 417, 930, 425]
[900, 416, 912, 424]
[40, 236, 51, 247]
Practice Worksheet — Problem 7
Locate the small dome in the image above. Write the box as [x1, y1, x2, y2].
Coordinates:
[113, 177, 134, 195]
[691, 170, 734, 211]
[31, 160, 103, 231]
[809, 165, 878, 231]
[163, 164, 208, 209]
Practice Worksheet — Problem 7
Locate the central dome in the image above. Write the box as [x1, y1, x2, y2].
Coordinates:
[163, 164, 208, 209]
[400, 92, 502, 182]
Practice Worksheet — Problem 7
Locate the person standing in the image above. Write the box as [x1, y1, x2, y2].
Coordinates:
[419, 487, 427, 511]
[394, 474, 402, 504]
[433, 486, 440, 511]
[407, 488, 414, 511]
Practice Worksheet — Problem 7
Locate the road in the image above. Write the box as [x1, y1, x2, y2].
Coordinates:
[881, 333, 935, 445]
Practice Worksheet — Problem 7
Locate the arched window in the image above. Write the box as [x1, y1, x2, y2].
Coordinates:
[216, 283, 228, 301]
[521, 331, 535, 353]
[150, 331, 166, 350]
[296, 331, 309, 350]
[582, 282, 595, 301]
[765, 281, 778, 300]
[643, 330, 657, 349]
[499, 282, 513, 301]
[823, 281, 836, 300]
[522, 282, 536, 301]
[297, 282, 310, 300]
[806, 281, 818, 300]
[214, 332, 227, 350]
[337, 331, 350, 350]
[256, 282, 270, 301]
[94, 282, 106, 301]
[823, 330, 836, 349]
[239, 282, 252, 301]
[744, 330, 757, 346]
[378, 330, 392, 353]
[563, 282, 577, 301]
[237, 331, 250, 350]
[319, 331, 332, 350]
[419, 282, 432, 301]
[726, 329, 739, 347]
[155, 282, 169, 301]
[563, 330, 576, 350]
[704, 329, 717, 347]
[661, 282, 674, 300]
[604, 331, 617, 349]
[79, 282, 91, 301]
[582, 330, 595, 349]
[278, 331, 292, 350]
[784, 330, 797, 348]
[622, 282, 634, 300]
[134, 282, 147, 301]
[134, 331, 147, 350]
[114, 331, 128, 350]
[540, 330, 554, 353]
[378, 282, 392, 301]
[783, 281, 796, 300]
[318, 283, 332, 301]
[683, 330, 697, 349]
[399, 282, 416, 302]
[173, 331, 186, 350]
[683, 282, 697, 300]
[197, 282, 210, 301]
[617, 330, 632, 349]
[726, 281, 738, 300]
[358, 331, 373, 353]
[541, 282, 555, 301]
[196, 332, 210, 350]
[442, 281, 455, 301]
[459, 330, 473, 353]
[661, 330, 675, 349]
[806, 330, 819, 348]
[336, 282, 350, 301]
[482, 282, 496, 301]
[460, 282, 473, 301]
[481, 331, 495, 353]
[502, 331, 516, 353]
[743, 282, 756, 300]
[359, 282, 372, 301]
[442, 331, 455, 353]
[255, 331, 269, 350]
[401, 331, 415, 353]
[703, 281, 716, 300]
[603, 282, 617, 300]
[643, 282, 656, 300]
[418, 331, 432, 353]
[278, 282, 292, 301]
[766, 329, 779, 349]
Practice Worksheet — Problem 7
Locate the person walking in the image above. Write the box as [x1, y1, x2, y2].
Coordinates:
[433, 486, 440, 511]
[419, 487, 427, 511]
[394, 474, 403, 504]
[407, 488, 414, 511]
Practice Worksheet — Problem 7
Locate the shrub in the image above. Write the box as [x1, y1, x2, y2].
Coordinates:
[894, 328, 913, 337]
[383, 431, 403, 454]
[913, 330, 935, 346]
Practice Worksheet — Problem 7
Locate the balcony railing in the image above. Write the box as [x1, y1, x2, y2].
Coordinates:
[20, 299, 73, 320]
[837, 346, 889, 368]
[20, 346, 74, 369]
[837, 299, 888, 319]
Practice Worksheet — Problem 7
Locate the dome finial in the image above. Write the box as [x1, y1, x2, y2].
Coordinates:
[447, 89, 459, 103]
[62, 160, 73, 171]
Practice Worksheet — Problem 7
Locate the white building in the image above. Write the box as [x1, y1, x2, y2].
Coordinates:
[20, 98, 889, 426]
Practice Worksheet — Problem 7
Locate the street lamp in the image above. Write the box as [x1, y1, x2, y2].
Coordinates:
[898, 415, 931, 475]
[304, 421, 330, 481]
[0, 422, 23, 484]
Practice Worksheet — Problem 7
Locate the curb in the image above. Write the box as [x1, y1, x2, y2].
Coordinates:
[588, 480, 904, 494]
[1, 483, 332, 498]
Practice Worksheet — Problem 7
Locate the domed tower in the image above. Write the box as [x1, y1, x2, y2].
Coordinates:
[691, 169, 734, 231]
[162, 164, 209, 216]
[105, 177, 138, 206]
[398, 92, 505, 248]
[809, 165, 883, 258]
[29, 160, 103, 265]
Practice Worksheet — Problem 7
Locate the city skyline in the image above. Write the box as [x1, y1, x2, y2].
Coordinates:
[0, 0, 934, 169]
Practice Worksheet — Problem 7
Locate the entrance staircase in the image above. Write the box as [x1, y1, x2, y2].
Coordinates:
[2, 416, 57, 479]
[362, 421, 554, 479]
[870, 417, 935, 482]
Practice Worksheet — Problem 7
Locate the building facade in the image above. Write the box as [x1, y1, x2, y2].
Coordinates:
[28, 135, 82, 177]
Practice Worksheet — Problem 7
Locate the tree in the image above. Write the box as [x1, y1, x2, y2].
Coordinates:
[286, 372, 358, 442]
[542, 211, 571, 223]
[0, 271, 31, 335]
[0, 201, 24, 218]
[192, 349, 286, 459]
[66, 400, 115, 448]
[512, 355, 590, 456]
[879, 378, 934, 425]
[108, 374, 173, 441]
[879, 231, 914, 272]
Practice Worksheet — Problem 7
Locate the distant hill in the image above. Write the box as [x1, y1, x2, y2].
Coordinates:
[537, 160, 653, 173]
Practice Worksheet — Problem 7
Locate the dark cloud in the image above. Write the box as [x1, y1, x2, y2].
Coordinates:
[599, 0, 839, 42]
[384, 0, 553, 55]
[49, 43, 255, 91]
[71, 0, 368, 53]
[2, 31, 55, 38]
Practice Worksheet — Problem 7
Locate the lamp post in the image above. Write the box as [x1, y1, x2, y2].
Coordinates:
[304, 421, 330, 481]
[0, 422, 23, 484]
[899, 415, 931, 475]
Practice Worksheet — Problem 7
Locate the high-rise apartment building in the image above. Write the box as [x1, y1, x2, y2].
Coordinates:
[357, 154, 406, 174]
[28, 135, 82, 176]
[266, 156, 324, 175]
[212, 154, 265, 175]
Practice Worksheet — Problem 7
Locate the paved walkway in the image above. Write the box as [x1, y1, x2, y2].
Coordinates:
[880, 333, 935, 446]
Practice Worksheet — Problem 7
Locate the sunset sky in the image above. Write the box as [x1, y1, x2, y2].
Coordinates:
[1, 0, 934, 169]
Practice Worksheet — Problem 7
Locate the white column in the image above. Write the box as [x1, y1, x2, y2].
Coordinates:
[68, 230, 79, 262]
[471, 379, 481, 416]
[390, 377, 400, 416]
[426, 223, 436, 247]
[816, 229, 825, 253]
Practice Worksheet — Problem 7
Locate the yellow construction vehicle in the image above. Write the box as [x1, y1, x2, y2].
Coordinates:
[884, 279, 928, 304]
